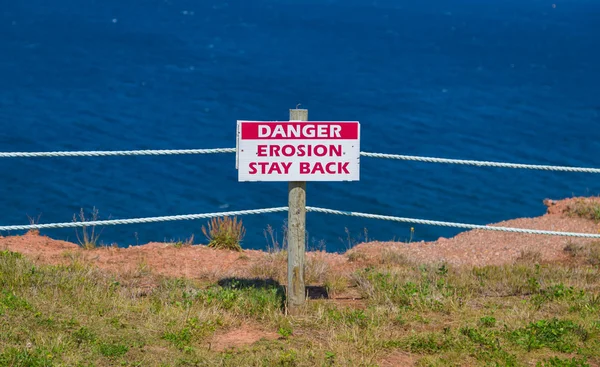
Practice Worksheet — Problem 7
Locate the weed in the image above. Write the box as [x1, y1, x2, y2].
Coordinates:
[0, 347, 54, 367]
[1, 290, 32, 311]
[168, 234, 195, 248]
[324, 351, 336, 366]
[403, 332, 453, 354]
[509, 318, 586, 352]
[98, 343, 129, 358]
[72, 326, 96, 345]
[479, 316, 497, 328]
[531, 283, 585, 308]
[460, 326, 500, 350]
[73, 207, 103, 250]
[278, 325, 293, 339]
[202, 216, 245, 251]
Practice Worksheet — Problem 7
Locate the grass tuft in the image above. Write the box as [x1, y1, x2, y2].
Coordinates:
[201, 216, 245, 251]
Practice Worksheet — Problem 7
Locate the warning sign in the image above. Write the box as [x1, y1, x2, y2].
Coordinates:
[236, 121, 360, 182]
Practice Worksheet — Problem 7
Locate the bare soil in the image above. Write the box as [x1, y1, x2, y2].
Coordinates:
[1, 197, 598, 279]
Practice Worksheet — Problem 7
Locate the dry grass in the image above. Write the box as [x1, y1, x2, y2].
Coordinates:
[515, 249, 543, 264]
[565, 198, 600, 222]
[166, 234, 195, 248]
[379, 248, 413, 267]
[248, 250, 287, 282]
[305, 252, 329, 285]
[564, 241, 600, 266]
[73, 207, 103, 250]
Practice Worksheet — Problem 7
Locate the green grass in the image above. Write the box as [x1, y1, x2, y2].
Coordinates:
[1, 250, 599, 366]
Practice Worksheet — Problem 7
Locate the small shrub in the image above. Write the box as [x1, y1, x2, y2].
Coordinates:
[278, 325, 293, 339]
[202, 216, 245, 251]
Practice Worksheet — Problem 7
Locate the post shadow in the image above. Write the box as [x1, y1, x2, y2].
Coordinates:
[217, 277, 329, 309]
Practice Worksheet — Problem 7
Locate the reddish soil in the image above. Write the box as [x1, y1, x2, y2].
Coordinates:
[209, 323, 280, 352]
[1, 197, 598, 279]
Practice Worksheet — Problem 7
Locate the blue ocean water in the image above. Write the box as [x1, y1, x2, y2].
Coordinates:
[1, 0, 599, 251]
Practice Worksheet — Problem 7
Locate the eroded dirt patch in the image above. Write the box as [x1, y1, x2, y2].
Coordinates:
[209, 323, 280, 352]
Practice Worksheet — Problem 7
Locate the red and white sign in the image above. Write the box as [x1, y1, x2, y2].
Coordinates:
[236, 121, 361, 182]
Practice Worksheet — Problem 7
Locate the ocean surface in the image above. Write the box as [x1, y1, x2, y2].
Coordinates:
[1, 0, 599, 252]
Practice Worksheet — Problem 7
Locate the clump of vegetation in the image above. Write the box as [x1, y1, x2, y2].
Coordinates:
[167, 234, 195, 248]
[202, 216, 245, 251]
[564, 241, 600, 265]
[565, 198, 600, 222]
[73, 207, 103, 250]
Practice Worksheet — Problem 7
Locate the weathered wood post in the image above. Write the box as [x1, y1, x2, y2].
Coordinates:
[287, 108, 308, 314]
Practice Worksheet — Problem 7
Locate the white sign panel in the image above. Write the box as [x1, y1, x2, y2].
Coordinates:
[236, 121, 360, 182]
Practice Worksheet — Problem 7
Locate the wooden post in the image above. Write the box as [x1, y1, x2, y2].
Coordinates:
[287, 108, 308, 314]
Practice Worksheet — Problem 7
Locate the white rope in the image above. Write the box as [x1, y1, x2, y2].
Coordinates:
[0, 207, 288, 231]
[360, 152, 600, 173]
[3, 205, 600, 239]
[1, 147, 599, 173]
[306, 207, 600, 238]
[0, 148, 235, 158]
